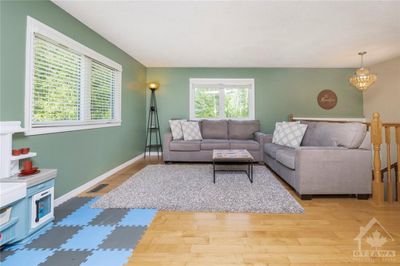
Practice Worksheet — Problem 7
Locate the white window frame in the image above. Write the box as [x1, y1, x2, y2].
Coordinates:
[189, 78, 255, 120]
[24, 16, 122, 136]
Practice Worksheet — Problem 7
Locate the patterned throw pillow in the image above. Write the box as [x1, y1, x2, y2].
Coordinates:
[181, 121, 203, 141]
[272, 122, 308, 148]
[169, 119, 186, 140]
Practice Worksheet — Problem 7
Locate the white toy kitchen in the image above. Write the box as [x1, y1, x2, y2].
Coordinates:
[0, 121, 57, 247]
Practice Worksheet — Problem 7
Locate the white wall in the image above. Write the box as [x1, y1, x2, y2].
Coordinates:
[363, 56, 400, 121]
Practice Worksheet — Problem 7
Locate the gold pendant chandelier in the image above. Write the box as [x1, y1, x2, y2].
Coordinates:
[349, 51, 377, 92]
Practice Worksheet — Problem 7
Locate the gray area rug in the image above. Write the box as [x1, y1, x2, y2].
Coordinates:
[92, 164, 304, 214]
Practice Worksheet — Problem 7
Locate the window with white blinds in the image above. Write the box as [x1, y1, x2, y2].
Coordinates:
[25, 17, 122, 135]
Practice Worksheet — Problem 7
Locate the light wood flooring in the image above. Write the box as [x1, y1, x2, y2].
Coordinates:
[80, 157, 400, 265]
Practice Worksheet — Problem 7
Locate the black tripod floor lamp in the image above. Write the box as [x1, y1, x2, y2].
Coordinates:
[144, 82, 162, 159]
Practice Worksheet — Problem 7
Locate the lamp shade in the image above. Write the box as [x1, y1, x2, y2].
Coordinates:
[148, 82, 160, 90]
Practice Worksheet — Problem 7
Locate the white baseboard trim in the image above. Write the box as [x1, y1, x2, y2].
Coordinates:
[144, 151, 163, 157]
[54, 153, 145, 206]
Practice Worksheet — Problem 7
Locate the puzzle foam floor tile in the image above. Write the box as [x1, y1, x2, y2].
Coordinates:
[118, 208, 157, 226]
[57, 198, 102, 226]
[0, 250, 15, 262]
[89, 209, 129, 226]
[98, 226, 146, 249]
[80, 250, 132, 266]
[1, 250, 54, 266]
[3, 223, 53, 251]
[38, 250, 92, 266]
[26, 226, 81, 249]
[61, 225, 114, 250]
[54, 197, 92, 224]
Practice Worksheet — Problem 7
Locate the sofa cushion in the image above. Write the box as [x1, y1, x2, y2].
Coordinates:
[333, 123, 367, 148]
[301, 122, 336, 146]
[264, 143, 293, 159]
[170, 140, 201, 151]
[228, 120, 260, 140]
[200, 139, 230, 150]
[229, 140, 260, 150]
[201, 120, 228, 139]
[276, 149, 296, 170]
[301, 122, 367, 148]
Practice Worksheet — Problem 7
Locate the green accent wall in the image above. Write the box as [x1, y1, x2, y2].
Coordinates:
[0, 0, 146, 197]
[147, 68, 363, 135]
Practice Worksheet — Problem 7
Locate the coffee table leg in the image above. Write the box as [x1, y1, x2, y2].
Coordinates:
[213, 161, 216, 183]
[245, 161, 252, 183]
[250, 161, 253, 183]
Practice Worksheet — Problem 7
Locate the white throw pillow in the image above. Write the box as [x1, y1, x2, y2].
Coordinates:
[273, 122, 307, 148]
[169, 119, 186, 140]
[181, 121, 203, 141]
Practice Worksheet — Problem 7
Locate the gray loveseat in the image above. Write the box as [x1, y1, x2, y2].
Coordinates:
[264, 121, 372, 200]
[163, 120, 267, 162]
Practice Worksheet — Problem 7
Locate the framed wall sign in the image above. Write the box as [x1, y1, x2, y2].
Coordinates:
[317, 90, 337, 110]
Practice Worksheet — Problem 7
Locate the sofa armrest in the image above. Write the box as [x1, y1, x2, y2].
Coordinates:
[163, 132, 173, 161]
[255, 132, 273, 144]
[254, 132, 272, 162]
[294, 147, 372, 195]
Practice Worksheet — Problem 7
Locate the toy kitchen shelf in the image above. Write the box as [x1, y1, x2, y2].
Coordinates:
[11, 152, 37, 161]
[0, 121, 33, 178]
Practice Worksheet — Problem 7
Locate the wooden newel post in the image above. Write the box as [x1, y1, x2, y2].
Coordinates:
[385, 126, 393, 203]
[396, 126, 400, 201]
[371, 112, 384, 205]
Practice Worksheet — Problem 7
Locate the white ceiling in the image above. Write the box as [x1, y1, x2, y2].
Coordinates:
[53, 0, 400, 68]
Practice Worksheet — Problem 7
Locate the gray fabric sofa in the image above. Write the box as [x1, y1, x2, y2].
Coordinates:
[264, 122, 372, 199]
[163, 120, 268, 162]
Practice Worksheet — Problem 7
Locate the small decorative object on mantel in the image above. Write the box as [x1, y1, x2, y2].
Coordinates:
[144, 82, 163, 159]
[317, 89, 337, 110]
[19, 159, 40, 176]
[20, 147, 30, 154]
[12, 149, 21, 156]
[349, 51, 377, 92]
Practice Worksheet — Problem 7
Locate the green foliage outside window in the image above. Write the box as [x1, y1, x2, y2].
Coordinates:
[224, 88, 249, 118]
[194, 88, 219, 118]
[194, 87, 249, 119]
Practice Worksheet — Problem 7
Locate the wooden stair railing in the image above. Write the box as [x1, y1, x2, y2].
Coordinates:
[370, 112, 400, 205]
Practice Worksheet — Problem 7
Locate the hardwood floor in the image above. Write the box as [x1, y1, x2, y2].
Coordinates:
[80, 157, 400, 265]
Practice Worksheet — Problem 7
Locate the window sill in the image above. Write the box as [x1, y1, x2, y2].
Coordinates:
[24, 122, 121, 136]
